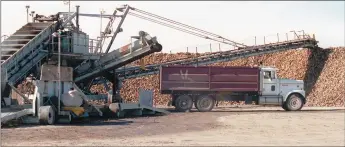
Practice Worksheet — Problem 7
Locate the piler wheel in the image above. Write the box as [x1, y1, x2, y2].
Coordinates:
[39, 106, 56, 125]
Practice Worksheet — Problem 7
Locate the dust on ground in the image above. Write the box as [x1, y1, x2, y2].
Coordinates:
[1, 107, 344, 146]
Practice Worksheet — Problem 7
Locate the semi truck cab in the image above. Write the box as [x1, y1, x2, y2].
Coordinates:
[259, 67, 306, 111]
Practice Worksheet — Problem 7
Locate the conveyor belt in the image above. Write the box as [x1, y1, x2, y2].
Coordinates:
[1, 22, 58, 98]
[113, 37, 318, 80]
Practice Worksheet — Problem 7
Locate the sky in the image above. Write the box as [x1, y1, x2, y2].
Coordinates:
[1, 1, 344, 53]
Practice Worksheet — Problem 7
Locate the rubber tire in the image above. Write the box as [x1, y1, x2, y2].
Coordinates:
[283, 94, 304, 111]
[174, 95, 193, 112]
[39, 106, 56, 125]
[282, 103, 288, 111]
[195, 95, 215, 112]
[109, 103, 120, 113]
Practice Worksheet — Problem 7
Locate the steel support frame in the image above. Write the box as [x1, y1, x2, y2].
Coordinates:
[60, 12, 77, 28]
[104, 5, 131, 54]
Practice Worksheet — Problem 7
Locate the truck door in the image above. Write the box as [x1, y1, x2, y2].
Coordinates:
[262, 70, 279, 95]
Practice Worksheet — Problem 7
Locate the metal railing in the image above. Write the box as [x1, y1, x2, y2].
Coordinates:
[88, 39, 101, 54]
[49, 34, 103, 54]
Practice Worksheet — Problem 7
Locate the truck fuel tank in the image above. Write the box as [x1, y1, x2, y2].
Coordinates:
[258, 95, 283, 105]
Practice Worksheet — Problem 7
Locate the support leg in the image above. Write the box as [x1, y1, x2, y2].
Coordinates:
[103, 71, 123, 103]
[112, 71, 123, 103]
[86, 79, 94, 93]
[1, 97, 6, 106]
[1, 84, 12, 106]
[112, 76, 116, 103]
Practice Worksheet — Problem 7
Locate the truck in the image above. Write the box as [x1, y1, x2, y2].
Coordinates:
[159, 65, 306, 112]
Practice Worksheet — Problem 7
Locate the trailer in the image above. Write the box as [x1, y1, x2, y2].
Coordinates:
[160, 65, 306, 112]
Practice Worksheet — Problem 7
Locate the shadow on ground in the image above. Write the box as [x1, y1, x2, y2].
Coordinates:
[1, 118, 134, 129]
[164, 107, 345, 114]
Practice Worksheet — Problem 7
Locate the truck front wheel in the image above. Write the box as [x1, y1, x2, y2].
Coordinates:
[283, 94, 304, 111]
[174, 95, 193, 112]
[195, 95, 215, 112]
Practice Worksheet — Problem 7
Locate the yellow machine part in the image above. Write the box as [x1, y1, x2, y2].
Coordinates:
[139, 58, 146, 70]
[63, 107, 85, 116]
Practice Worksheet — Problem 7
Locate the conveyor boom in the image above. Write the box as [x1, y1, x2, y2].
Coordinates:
[1, 22, 58, 98]
[113, 37, 318, 80]
[74, 31, 162, 83]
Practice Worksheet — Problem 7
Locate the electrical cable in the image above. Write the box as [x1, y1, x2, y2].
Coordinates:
[131, 7, 246, 47]
[128, 12, 239, 47]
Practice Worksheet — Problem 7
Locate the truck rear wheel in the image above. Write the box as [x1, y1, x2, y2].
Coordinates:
[174, 95, 193, 112]
[283, 94, 304, 111]
[195, 95, 215, 112]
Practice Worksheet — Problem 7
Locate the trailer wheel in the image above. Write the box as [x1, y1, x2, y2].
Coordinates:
[283, 94, 304, 111]
[174, 95, 193, 112]
[195, 95, 215, 112]
[39, 106, 56, 125]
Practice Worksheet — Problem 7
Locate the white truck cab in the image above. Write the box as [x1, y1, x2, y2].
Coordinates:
[259, 66, 306, 111]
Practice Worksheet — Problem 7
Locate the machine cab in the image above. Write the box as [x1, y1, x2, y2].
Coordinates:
[260, 67, 279, 95]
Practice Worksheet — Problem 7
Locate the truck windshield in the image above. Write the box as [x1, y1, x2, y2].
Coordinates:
[264, 71, 276, 79]
[264, 71, 271, 79]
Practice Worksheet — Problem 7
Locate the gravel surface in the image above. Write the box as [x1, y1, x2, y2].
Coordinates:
[1, 107, 344, 146]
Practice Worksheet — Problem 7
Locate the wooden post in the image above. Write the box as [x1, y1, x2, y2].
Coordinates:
[286, 33, 288, 41]
[196, 47, 198, 66]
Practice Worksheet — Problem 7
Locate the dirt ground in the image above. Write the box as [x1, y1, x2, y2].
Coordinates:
[1, 106, 345, 146]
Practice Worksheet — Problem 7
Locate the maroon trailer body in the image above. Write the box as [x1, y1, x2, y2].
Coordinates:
[159, 65, 306, 112]
[159, 65, 261, 112]
[160, 66, 260, 94]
